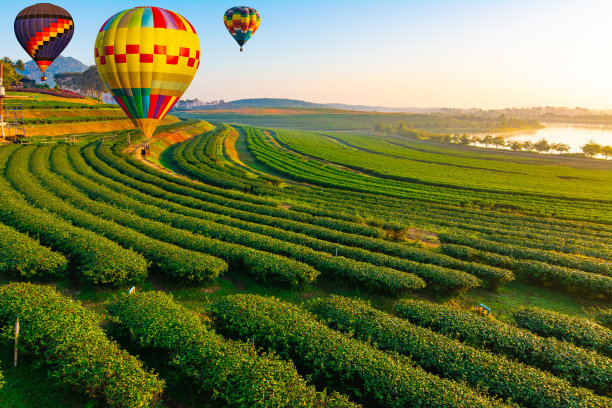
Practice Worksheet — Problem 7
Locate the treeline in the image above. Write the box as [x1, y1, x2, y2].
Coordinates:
[375, 122, 612, 158]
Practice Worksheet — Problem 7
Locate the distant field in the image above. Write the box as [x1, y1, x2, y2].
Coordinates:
[178, 108, 539, 133]
[262, 129, 611, 203]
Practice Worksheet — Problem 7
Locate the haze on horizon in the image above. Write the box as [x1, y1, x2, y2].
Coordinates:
[2, 0, 611, 110]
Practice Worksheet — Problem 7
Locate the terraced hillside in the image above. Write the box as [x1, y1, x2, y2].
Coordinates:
[0, 115, 610, 407]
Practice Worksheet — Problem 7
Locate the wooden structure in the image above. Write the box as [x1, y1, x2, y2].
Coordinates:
[0, 64, 26, 142]
[140, 141, 151, 156]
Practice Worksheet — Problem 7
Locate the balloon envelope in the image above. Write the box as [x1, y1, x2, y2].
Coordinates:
[224, 6, 260, 51]
[14, 3, 75, 80]
[94, 7, 201, 139]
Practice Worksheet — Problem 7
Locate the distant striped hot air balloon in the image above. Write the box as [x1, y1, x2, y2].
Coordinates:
[224, 6, 260, 52]
[94, 6, 201, 140]
[14, 3, 75, 81]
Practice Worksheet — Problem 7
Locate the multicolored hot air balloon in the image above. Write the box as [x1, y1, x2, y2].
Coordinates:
[14, 3, 75, 81]
[94, 7, 201, 140]
[224, 6, 260, 52]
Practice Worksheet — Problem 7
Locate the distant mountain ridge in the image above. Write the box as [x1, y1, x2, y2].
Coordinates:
[196, 98, 436, 113]
[18, 55, 88, 87]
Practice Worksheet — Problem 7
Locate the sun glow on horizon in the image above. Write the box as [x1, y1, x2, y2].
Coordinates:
[2, 0, 612, 109]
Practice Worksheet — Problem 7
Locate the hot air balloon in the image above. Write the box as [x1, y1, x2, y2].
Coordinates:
[224, 7, 260, 52]
[94, 7, 201, 140]
[14, 3, 75, 82]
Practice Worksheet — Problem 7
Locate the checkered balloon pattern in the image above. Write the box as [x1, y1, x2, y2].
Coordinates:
[14, 3, 75, 77]
[94, 6, 201, 139]
[224, 6, 260, 51]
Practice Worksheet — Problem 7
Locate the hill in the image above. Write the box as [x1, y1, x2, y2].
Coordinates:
[193, 97, 432, 113]
[18, 56, 88, 87]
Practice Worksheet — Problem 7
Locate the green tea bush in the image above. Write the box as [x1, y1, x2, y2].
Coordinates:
[0, 222, 68, 278]
[0, 283, 164, 407]
[0, 146, 148, 286]
[309, 295, 609, 408]
[210, 294, 512, 408]
[107, 291, 359, 408]
[394, 299, 612, 395]
[514, 306, 612, 358]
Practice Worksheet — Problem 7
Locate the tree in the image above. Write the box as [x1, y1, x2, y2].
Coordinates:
[1, 57, 24, 87]
[80, 65, 106, 99]
[509, 141, 523, 151]
[551, 143, 570, 154]
[374, 122, 385, 133]
[470, 135, 481, 145]
[581, 140, 601, 157]
[459, 134, 471, 145]
[54, 65, 106, 98]
[522, 141, 534, 151]
[396, 121, 409, 134]
[533, 138, 551, 153]
[601, 145, 612, 159]
[481, 134, 494, 148]
[383, 124, 394, 134]
[492, 136, 505, 149]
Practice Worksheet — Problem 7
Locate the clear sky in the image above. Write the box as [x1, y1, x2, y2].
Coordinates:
[2, 0, 612, 109]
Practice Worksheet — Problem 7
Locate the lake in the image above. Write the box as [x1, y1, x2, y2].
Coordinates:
[500, 123, 612, 153]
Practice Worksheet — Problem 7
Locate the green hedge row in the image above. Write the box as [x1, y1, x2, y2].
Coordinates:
[0, 283, 163, 407]
[108, 138, 385, 238]
[28, 145, 228, 282]
[308, 295, 609, 408]
[598, 310, 612, 330]
[84, 141, 450, 291]
[172, 130, 255, 192]
[73, 144, 423, 293]
[24, 115, 126, 125]
[440, 244, 612, 299]
[59, 144, 318, 288]
[483, 232, 611, 262]
[0, 222, 68, 278]
[438, 233, 610, 276]
[394, 299, 612, 395]
[122, 133, 510, 290]
[107, 291, 359, 408]
[514, 306, 612, 358]
[0, 145, 148, 286]
[209, 294, 512, 408]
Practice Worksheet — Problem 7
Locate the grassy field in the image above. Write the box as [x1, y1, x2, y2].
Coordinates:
[0, 100, 610, 407]
[178, 108, 541, 133]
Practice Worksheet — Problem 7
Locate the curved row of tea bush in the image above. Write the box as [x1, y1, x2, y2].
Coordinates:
[108, 291, 358, 408]
[243, 126, 609, 223]
[49, 145, 316, 288]
[89, 139, 490, 291]
[0, 222, 68, 278]
[107, 138, 385, 238]
[209, 294, 512, 408]
[599, 310, 612, 330]
[308, 295, 609, 408]
[394, 299, 612, 395]
[12, 145, 227, 283]
[67, 144, 425, 293]
[0, 283, 164, 408]
[0, 145, 148, 285]
[514, 306, 612, 358]
[438, 233, 611, 276]
[171, 128, 260, 192]
[440, 244, 612, 299]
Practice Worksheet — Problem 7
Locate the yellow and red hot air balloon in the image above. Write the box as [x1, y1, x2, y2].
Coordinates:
[224, 6, 260, 52]
[94, 6, 200, 140]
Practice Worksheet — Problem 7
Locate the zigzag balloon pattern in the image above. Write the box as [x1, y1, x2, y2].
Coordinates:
[14, 3, 75, 81]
